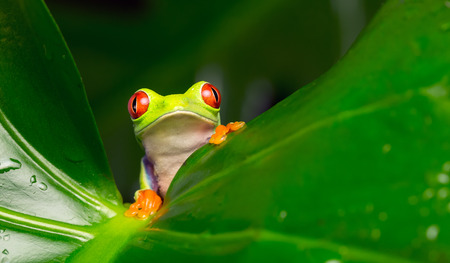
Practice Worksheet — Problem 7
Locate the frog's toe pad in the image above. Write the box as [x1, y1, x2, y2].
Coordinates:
[125, 189, 162, 220]
[226, 121, 245, 131]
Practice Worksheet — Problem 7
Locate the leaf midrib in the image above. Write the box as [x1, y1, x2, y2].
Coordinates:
[0, 206, 93, 242]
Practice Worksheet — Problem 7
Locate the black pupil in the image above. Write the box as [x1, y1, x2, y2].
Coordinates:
[132, 96, 137, 113]
[211, 87, 219, 102]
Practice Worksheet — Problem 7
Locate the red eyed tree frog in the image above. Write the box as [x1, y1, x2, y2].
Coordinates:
[124, 81, 245, 219]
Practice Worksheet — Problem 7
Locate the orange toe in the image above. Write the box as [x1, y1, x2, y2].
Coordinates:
[226, 121, 245, 132]
[125, 189, 162, 220]
[215, 124, 229, 134]
[209, 133, 227, 144]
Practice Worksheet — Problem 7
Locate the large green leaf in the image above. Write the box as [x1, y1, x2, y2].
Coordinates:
[115, 0, 450, 262]
[1, 0, 449, 262]
[0, 1, 130, 262]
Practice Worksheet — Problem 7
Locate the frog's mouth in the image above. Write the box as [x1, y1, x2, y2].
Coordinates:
[135, 111, 218, 142]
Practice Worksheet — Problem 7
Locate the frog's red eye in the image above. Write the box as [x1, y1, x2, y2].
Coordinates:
[128, 91, 149, 119]
[201, 83, 221, 109]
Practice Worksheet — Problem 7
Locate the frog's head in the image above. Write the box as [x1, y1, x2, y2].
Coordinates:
[127, 81, 221, 142]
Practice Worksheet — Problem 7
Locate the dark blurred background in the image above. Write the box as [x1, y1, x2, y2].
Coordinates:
[44, 0, 385, 201]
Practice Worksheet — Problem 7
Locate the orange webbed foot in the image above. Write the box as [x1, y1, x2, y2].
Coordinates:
[209, 121, 245, 145]
[125, 189, 162, 220]
[226, 121, 245, 131]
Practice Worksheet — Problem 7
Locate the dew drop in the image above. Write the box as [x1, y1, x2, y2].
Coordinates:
[0, 229, 4, 234]
[437, 188, 448, 199]
[443, 161, 450, 172]
[382, 144, 391, 154]
[3, 234, 10, 241]
[2, 249, 8, 255]
[0, 158, 21, 174]
[425, 85, 447, 97]
[441, 23, 450, 32]
[426, 225, 439, 240]
[378, 212, 388, 221]
[437, 173, 449, 184]
[325, 260, 341, 263]
[29, 175, 37, 185]
[1, 257, 9, 263]
[423, 188, 435, 200]
[371, 228, 381, 240]
[38, 183, 48, 191]
[279, 210, 287, 220]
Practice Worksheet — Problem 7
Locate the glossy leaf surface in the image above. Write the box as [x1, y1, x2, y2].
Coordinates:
[0, 1, 125, 262]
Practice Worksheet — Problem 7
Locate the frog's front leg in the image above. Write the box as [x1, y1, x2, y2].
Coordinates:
[125, 158, 162, 220]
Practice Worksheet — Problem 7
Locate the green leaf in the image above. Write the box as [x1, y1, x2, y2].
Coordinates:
[1, 0, 450, 262]
[0, 1, 129, 262]
[115, 0, 450, 262]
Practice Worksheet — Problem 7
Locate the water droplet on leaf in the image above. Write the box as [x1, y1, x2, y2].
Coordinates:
[443, 161, 450, 172]
[437, 188, 449, 199]
[38, 183, 48, 191]
[441, 22, 450, 32]
[378, 212, 388, 221]
[426, 225, 439, 240]
[371, 228, 381, 240]
[29, 175, 37, 185]
[2, 249, 8, 255]
[437, 173, 449, 184]
[382, 144, 391, 153]
[0, 158, 21, 173]
[423, 188, 435, 200]
[278, 210, 287, 222]
[3, 234, 10, 241]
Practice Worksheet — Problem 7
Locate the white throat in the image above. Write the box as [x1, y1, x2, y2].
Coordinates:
[141, 112, 216, 197]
